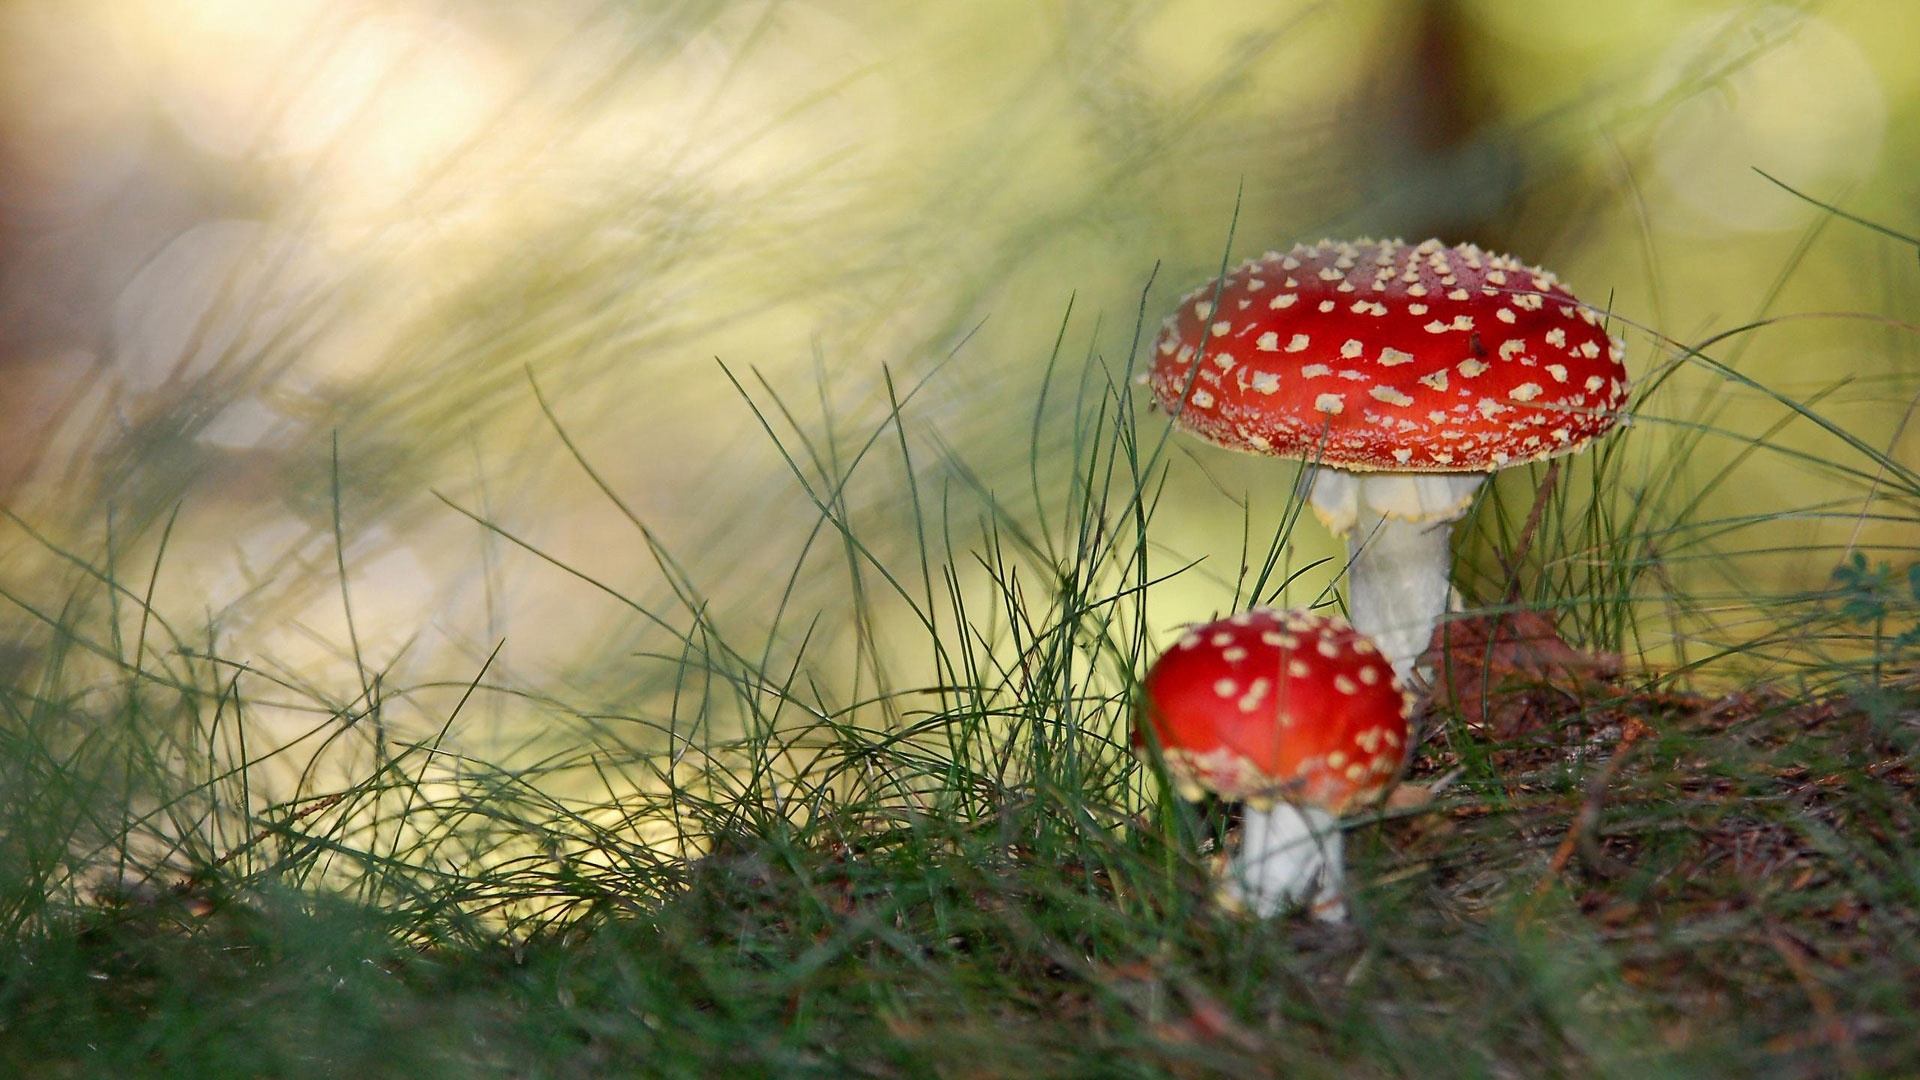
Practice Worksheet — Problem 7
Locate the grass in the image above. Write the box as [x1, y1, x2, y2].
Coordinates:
[4, 247, 1920, 1080]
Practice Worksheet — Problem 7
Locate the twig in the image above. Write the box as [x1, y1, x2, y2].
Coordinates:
[200, 791, 352, 877]
[1765, 923, 1863, 1075]
[1500, 459, 1560, 607]
[1532, 716, 1650, 897]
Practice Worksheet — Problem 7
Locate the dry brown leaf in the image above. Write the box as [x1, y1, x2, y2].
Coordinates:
[1420, 610, 1623, 737]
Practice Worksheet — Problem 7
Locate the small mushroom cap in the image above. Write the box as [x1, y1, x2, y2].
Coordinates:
[1135, 609, 1412, 812]
[1149, 238, 1629, 472]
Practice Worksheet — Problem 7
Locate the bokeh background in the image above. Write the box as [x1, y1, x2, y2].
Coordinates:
[2, 0, 1916, 772]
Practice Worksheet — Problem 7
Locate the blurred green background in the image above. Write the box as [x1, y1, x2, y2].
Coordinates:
[1, 0, 1915, 768]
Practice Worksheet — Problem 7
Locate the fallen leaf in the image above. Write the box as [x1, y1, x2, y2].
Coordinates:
[1421, 610, 1623, 736]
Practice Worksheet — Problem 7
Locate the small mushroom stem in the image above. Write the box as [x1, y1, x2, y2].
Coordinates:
[1225, 801, 1344, 920]
[1309, 469, 1486, 684]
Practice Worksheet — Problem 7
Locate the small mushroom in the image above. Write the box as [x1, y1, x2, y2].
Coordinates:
[1135, 609, 1412, 919]
[1148, 238, 1629, 684]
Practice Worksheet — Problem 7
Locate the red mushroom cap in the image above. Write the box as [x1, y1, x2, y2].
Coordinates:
[1149, 238, 1628, 472]
[1135, 609, 1411, 811]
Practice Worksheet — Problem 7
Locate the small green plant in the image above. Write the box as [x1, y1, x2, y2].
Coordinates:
[1826, 552, 1920, 753]
[1830, 552, 1920, 654]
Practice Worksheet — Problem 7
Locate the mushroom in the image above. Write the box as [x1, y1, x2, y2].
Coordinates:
[1148, 238, 1629, 684]
[1135, 608, 1411, 919]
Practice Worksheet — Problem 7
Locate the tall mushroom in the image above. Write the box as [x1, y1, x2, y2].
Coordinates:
[1136, 608, 1411, 919]
[1148, 238, 1628, 684]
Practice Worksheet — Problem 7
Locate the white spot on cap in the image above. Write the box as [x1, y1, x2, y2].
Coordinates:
[1214, 352, 1236, 370]
[1317, 300, 1336, 313]
[1475, 398, 1506, 418]
[1314, 393, 1344, 415]
[1427, 410, 1447, 423]
[1544, 327, 1567, 348]
[1393, 448, 1413, 463]
[1578, 341, 1600, 359]
[1301, 364, 1331, 378]
[1451, 315, 1475, 331]
[1370, 386, 1415, 407]
[1424, 320, 1450, 334]
[1498, 340, 1527, 361]
[1419, 370, 1448, 391]
[1545, 364, 1568, 382]
[1247, 278, 1266, 291]
[1584, 375, 1605, 392]
[1213, 678, 1237, 699]
[1193, 301, 1214, 319]
[1334, 675, 1358, 695]
[1270, 293, 1298, 310]
[1340, 339, 1364, 359]
[1257, 332, 1280, 351]
[1190, 389, 1214, 408]
[1237, 678, 1271, 712]
[1379, 347, 1414, 366]
[1211, 320, 1232, 336]
[1357, 666, 1379, 686]
[1409, 304, 1430, 316]
[1318, 267, 1343, 281]
[1510, 383, 1542, 402]
[1287, 659, 1309, 678]
[1250, 371, 1281, 394]
[1222, 646, 1248, 662]
[1458, 358, 1490, 378]
[1447, 289, 1470, 301]
[1285, 334, 1311, 353]
[1158, 337, 1178, 355]
[1495, 307, 1516, 325]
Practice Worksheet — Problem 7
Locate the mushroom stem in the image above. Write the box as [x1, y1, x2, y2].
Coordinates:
[1226, 801, 1344, 919]
[1343, 510, 1453, 686]
[1309, 469, 1486, 684]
